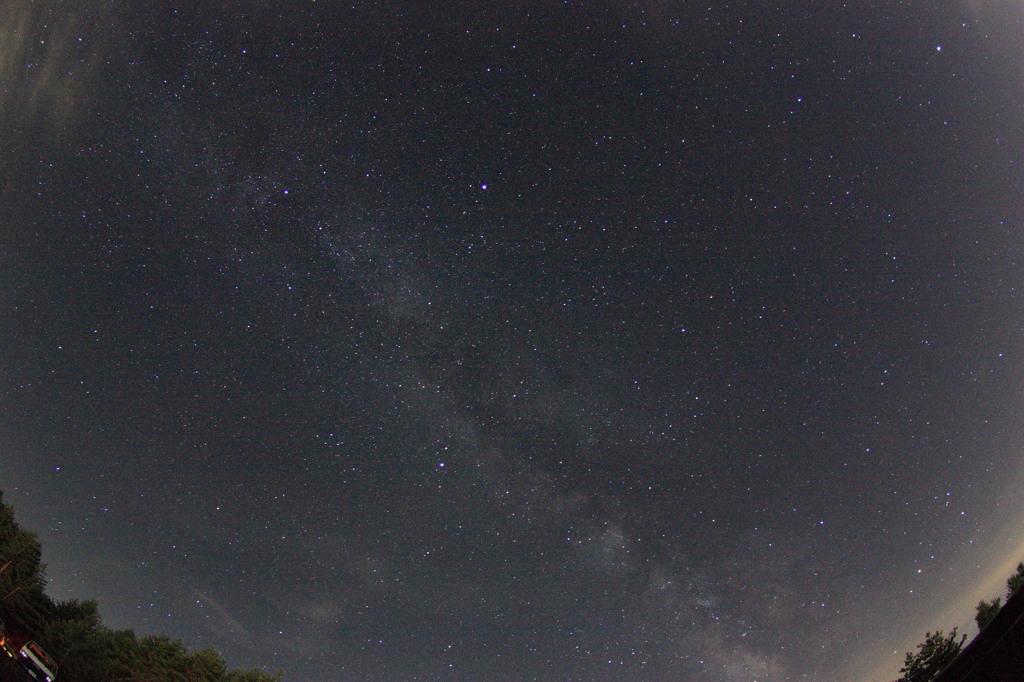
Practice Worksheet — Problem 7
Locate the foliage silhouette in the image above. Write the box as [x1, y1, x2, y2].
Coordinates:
[1006, 562, 1024, 599]
[0, 490, 279, 682]
[974, 597, 1001, 631]
[895, 629, 966, 682]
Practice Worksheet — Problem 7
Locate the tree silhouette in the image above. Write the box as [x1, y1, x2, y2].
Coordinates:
[974, 597, 1001, 631]
[0, 489, 280, 681]
[1007, 562, 1024, 599]
[896, 629, 966, 682]
[0, 491, 50, 637]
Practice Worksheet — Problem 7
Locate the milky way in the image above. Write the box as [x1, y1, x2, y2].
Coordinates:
[2, 2, 1024, 680]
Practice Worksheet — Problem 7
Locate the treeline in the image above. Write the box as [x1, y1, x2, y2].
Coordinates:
[0, 490, 280, 681]
[894, 561, 1024, 682]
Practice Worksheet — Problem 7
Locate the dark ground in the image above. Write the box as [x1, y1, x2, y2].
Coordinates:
[0, 651, 34, 682]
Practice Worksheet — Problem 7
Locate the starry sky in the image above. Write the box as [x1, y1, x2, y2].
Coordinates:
[2, 1, 1024, 680]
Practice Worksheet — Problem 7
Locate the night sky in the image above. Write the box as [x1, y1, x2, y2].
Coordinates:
[3, 1, 1024, 680]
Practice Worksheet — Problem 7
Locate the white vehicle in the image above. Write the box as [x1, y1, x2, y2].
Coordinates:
[18, 641, 56, 682]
